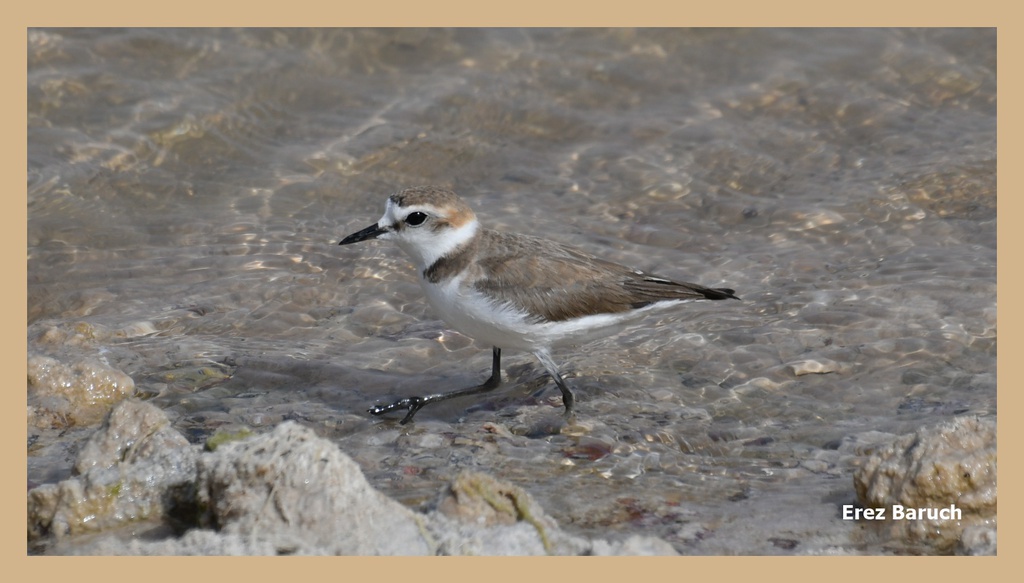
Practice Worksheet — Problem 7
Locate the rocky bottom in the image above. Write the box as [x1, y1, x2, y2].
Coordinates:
[27, 399, 996, 556]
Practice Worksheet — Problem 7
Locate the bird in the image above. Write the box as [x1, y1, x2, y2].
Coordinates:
[339, 186, 738, 424]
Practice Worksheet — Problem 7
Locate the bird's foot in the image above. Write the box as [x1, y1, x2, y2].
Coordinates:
[368, 396, 425, 425]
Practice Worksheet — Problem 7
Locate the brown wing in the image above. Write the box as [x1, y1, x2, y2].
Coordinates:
[471, 230, 737, 323]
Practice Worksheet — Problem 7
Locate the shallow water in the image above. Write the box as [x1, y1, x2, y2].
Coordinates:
[28, 28, 996, 554]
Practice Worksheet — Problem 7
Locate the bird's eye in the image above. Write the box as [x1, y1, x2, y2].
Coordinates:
[405, 212, 428, 226]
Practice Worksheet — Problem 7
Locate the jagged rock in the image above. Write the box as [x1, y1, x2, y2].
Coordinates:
[27, 353, 136, 428]
[853, 416, 996, 554]
[28, 400, 197, 541]
[30, 409, 679, 555]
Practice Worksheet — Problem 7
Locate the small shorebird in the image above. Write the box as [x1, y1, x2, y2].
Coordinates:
[339, 186, 738, 424]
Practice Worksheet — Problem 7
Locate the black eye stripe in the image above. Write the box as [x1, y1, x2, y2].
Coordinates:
[405, 212, 428, 226]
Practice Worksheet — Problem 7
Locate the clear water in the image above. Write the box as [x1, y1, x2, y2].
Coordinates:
[28, 28, 996, 554]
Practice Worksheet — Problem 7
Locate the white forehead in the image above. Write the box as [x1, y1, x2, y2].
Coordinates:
[381, 198, 430, 222]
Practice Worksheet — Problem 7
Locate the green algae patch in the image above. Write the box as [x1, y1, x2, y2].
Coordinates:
[205, 429, 253, 452]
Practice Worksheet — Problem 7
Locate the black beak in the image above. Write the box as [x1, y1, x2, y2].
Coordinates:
[339, 223, 386, 245]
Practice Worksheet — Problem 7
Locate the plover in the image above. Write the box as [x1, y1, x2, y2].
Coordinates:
[339, 186, 738, 424]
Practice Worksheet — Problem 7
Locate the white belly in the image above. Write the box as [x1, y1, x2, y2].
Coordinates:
[419, 276, 693, 352]
[421, 276, 538, 350]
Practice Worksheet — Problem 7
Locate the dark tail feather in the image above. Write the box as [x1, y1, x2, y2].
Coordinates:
[704, 287, 740, 301]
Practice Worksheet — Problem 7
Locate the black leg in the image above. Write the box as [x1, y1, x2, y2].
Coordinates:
[532, 349, 575, 418]
[550, 370, 575, 418]
[368, 347, 503, 424]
